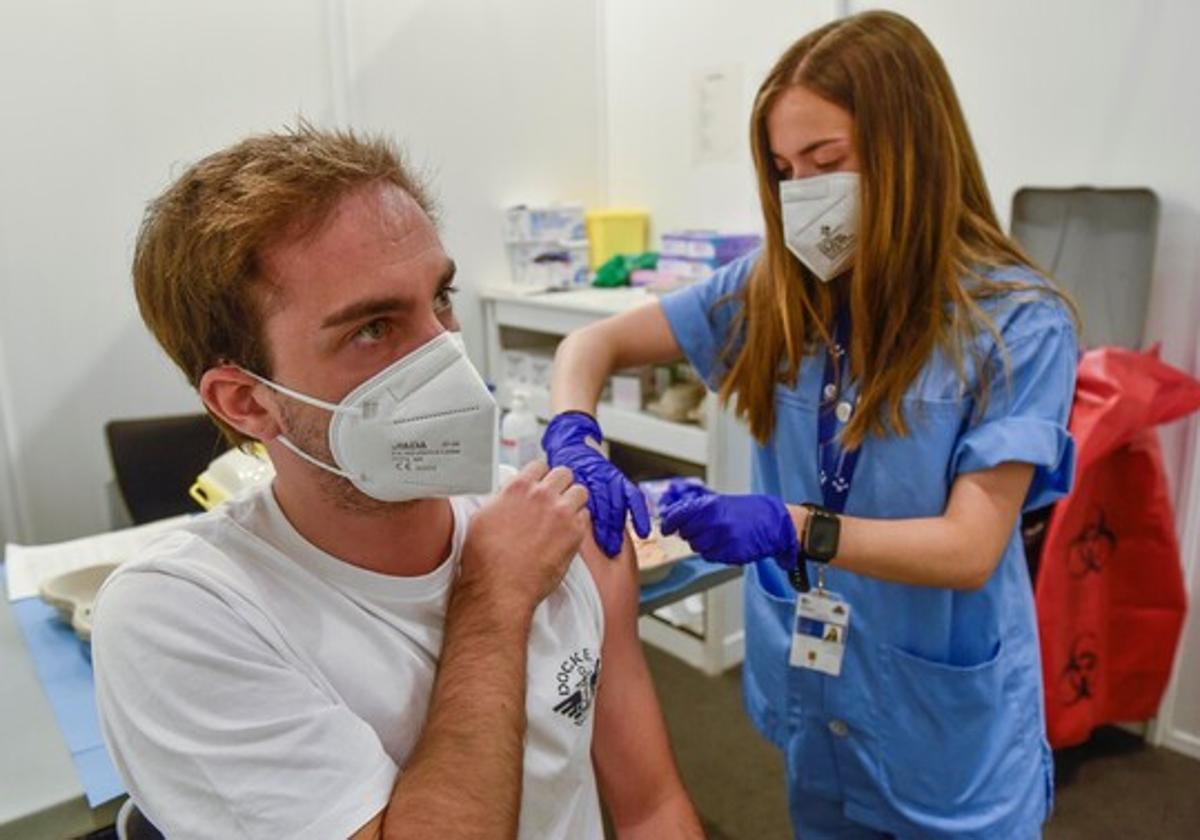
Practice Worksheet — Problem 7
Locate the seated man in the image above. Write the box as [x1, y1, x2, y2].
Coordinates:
[92, 125, 702, 840]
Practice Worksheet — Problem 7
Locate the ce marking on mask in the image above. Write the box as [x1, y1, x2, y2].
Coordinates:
[389, 439, 463, 472]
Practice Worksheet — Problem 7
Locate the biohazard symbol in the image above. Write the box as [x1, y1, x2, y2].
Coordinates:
[1067, 508, 1117, 579]
[1060, 632, 1099, 707]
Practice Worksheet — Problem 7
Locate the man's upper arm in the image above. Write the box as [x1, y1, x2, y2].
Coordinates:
[580, 537, 698, 833]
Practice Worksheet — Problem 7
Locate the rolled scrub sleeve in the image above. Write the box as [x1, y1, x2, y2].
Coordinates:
[658, 250, 758, 388]
[950, 298, 1080, 511]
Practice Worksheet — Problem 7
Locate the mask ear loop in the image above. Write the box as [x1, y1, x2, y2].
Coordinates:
[273, 435, 355, 480]
[239, 367, 362, 480]
[240, 368, 364, 416]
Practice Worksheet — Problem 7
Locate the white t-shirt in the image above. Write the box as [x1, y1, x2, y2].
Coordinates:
[92, 485, 605, 840]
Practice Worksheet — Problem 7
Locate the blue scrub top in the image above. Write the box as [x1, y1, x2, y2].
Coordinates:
[660, 252, 1078, 838]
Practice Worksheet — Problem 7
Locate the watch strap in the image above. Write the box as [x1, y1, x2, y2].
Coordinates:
[788, 553, 811, 592]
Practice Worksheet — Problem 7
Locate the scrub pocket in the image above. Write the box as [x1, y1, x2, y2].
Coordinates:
[742, 562, 796, 749]
[877, 640, 1034, 821]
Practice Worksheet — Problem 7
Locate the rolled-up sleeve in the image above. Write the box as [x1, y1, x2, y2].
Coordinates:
[658, 250, 757, 389]
[950, 311, 1079, 511]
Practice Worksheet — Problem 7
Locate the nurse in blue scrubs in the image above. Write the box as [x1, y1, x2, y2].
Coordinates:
[543, 10, 1078, 839]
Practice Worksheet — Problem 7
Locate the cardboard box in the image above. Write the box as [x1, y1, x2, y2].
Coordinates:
[504, 204, 586, 242]
[610, 367, 654, 411]
[657, 257, 718, 282]
[506, 240, 590, 290]
[500, 350, 530, 386]
[660, 230, 761, 263]
[526, 350, 556, 391]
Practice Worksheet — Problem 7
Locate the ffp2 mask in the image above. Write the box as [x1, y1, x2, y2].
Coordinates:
[245, 331, 498, 502]
[780, 172, 859, 282]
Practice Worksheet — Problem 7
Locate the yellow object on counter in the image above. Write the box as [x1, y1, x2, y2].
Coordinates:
[189, 443, 274, 510]
[585, 208, 649, 269]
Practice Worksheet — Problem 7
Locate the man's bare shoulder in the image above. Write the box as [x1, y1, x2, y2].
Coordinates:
[577, 536, 640, 632]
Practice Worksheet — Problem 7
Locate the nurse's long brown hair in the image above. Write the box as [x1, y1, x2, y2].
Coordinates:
[720, 10, 1073, 446]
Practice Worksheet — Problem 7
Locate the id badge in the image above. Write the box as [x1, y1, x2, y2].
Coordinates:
[790, 589, 851, 677]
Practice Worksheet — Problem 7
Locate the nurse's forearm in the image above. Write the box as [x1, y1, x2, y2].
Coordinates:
[806, 511, 993, 589]
[552, 303, 687, 415]
[552, 325, 615, 414]
[788, 462, 1034, 590]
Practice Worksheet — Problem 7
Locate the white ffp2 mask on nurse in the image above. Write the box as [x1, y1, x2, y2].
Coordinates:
[245, 331, 498, 502]
[780, 172, 860, 282]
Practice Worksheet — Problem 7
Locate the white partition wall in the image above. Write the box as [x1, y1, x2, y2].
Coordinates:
[600, 0, 840, 238]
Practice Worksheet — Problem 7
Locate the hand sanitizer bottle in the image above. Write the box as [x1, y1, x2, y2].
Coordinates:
[500, 388, 541, 468]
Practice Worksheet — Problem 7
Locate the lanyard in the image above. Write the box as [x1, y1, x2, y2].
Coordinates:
[818, 311, 861, 514]
[791, 310, 860, 592]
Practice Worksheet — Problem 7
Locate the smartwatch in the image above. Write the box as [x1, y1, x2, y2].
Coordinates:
[788, 504, 840, 592]
[800, 503, 841, 563]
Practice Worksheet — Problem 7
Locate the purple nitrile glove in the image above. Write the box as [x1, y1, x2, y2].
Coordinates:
[657, 478, 713, 511]
[660, 493, 799, 570]
[541, 411, 651, 557]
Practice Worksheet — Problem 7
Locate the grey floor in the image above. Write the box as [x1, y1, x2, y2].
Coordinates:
[645, 645, 1200, 839]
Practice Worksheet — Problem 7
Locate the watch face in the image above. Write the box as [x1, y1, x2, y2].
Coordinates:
[808, 515, 840, 560]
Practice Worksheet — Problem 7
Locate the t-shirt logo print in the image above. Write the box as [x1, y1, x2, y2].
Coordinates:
[552, 649, 601, 726]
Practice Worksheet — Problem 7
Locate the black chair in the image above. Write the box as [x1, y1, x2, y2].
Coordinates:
[104, 413, 225, 525]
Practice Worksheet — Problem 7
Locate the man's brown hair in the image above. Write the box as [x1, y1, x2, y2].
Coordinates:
[133, 122, 435, 446]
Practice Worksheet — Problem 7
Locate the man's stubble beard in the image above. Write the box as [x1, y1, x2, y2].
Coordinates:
[277, 398, 417, 518]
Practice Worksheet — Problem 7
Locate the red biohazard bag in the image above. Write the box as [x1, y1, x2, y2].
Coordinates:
[1036, 347, 1200, 748]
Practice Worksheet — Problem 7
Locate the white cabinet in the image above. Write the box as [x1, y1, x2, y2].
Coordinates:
[480, 285, 751, 674]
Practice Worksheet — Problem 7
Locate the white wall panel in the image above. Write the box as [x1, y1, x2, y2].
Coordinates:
[601, 0, 840, 240]
[343, 0, 603, 369]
